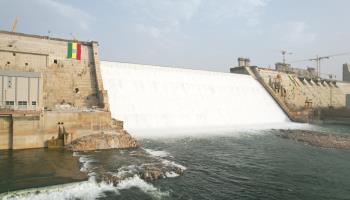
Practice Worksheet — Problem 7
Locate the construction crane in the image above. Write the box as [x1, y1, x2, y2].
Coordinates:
[291, 52, 350, 77]
[281, 50, 293, 64]
[310, 55, 330, 77]
[12, 18, 18, 32]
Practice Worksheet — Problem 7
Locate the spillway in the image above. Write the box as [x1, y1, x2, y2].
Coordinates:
[101, 61, 289, 132]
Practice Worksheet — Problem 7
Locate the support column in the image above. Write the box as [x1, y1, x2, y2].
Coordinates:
[91, 42, 109, 111]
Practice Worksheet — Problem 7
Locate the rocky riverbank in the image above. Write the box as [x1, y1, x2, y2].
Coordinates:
[65, 130, 186, 184]
[65, 130, 138, 151]
[101, 158, 185, 185]
[74, 146, 185, 186]
[275, 129, 350, 149]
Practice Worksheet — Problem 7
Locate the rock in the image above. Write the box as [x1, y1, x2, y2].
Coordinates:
[275, 129, 350, 149]
[101, 173, 122, 186]
[73, 147, 185, 187]
[100, 163, 184, 185]
[65, 130, 138, 151]
[139, 166, 163, 181]
[138, 162, 184, 181]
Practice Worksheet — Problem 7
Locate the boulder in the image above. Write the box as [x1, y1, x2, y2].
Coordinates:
[65, 130, 138, 151]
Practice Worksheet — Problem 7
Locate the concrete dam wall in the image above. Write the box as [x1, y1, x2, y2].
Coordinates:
[101, 61, 289, 132]
[0, 31, 115, 150]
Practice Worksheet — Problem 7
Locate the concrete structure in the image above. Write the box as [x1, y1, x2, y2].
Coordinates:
[0, 70, 41, 110]
[230, 59, 350, 123]
[275, 63, 317, 79]
[343, 63, 350, 82]
[0, 30, 119, 150]
[346, 94, 350, 109]
[238, 57, 250, 67]
[257, 68, 345, 110]
[230, 57, 251, 74]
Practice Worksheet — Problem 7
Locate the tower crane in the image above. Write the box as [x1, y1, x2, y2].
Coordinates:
[280, 50, 293, 64]
[290, 52, 350, 77]
[310, 55, 330, 77]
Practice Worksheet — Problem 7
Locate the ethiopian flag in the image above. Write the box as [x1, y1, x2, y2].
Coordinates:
[67, 42, 81, 60]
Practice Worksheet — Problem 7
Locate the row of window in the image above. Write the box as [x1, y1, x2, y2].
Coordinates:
[5, 101, 36, 106]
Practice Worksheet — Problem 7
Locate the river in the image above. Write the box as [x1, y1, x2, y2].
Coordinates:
[1, 124, 350, 200]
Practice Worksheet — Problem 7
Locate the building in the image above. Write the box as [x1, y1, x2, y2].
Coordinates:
[0, 70, 41, 110]
[343, 63, 350, 82]
[0, 30, 117, 150]
[229, 57, 252, 74]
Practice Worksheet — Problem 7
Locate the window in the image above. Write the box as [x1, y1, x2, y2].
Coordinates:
[32, 101, 37, 106]
[18, 101, 27, 109]
[18, 101, 27, 105]
[5, 101, 14, 109]
[5, 101, 14, 106]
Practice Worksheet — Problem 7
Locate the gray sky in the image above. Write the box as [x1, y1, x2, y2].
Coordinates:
[1, 0, 350, 79]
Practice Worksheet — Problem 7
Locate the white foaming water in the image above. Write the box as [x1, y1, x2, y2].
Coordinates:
[0, 176, 167, 200]
[128, 122, 310, 138]
[143, 148, 187, 176]
[1, 153, 170, 200]
[161, 159, 187, 171]
[117, 175, 169, 198]
[101, 61, 289, 135]
[0, 181, 117, 200]
[73, 152, 98, 180]
[144, 148, 171, 158]
[165, 172, 180, 178]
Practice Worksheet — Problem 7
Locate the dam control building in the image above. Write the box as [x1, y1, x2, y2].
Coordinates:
[0, 30, 118, 150]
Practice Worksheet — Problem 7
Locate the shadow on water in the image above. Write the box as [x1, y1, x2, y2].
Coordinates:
[0, 148, 87, 193]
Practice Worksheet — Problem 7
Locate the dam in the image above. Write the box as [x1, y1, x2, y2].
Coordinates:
[1, 31, 350, 200]
[101, 61, 289, 132]
[1, 29, 350, 149]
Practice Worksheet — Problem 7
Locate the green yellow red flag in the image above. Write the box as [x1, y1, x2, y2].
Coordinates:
[67, 42, 81, 60]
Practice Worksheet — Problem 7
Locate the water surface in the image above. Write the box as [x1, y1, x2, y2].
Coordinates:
[1, 125, 350, 199]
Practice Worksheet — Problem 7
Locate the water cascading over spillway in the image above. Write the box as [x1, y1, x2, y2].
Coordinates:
[101, 61, 289, 132]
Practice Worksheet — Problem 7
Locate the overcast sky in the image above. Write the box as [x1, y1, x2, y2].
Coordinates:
[1, 0, 350, 79]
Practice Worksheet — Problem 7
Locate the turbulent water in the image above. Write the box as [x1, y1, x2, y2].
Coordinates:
[2, 125, 350, 200]
[100, 61, 288, 132]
